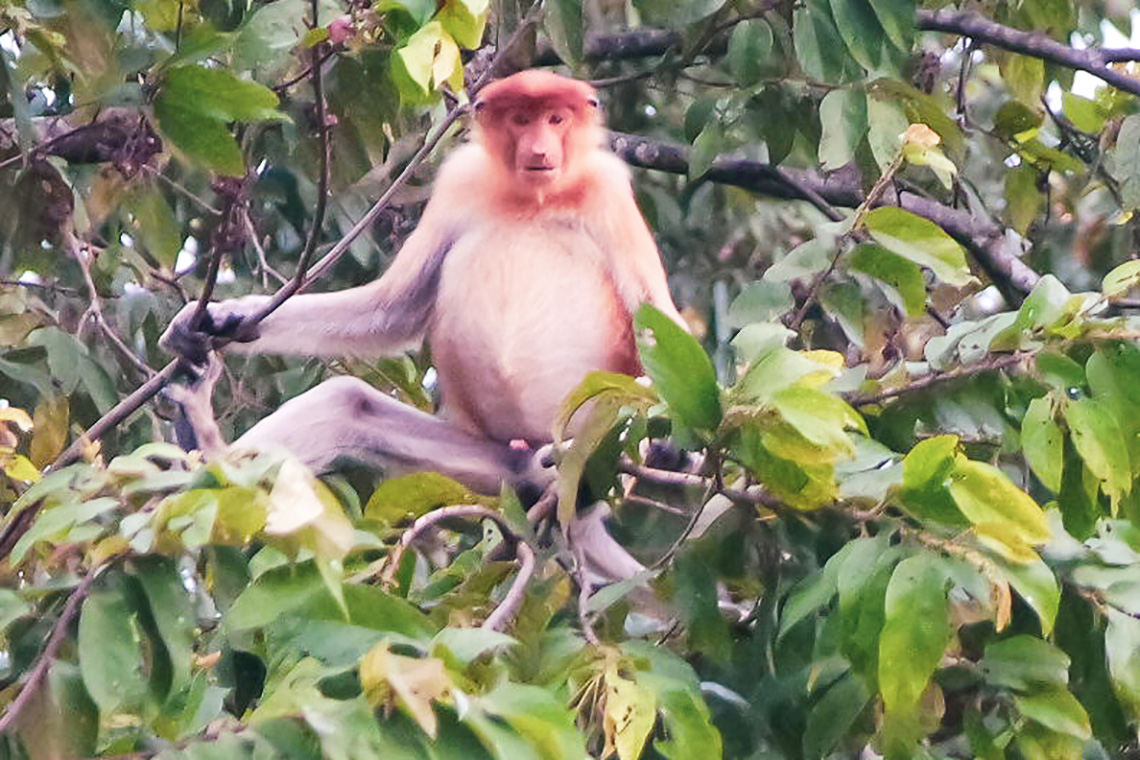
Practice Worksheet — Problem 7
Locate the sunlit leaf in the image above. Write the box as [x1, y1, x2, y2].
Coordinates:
[864, 207, 974, 287]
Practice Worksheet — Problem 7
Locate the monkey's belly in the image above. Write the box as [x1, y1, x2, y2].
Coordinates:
[431, 226, 636, 443]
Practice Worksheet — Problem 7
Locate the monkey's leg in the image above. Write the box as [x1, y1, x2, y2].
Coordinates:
[234, 376, 546, 494]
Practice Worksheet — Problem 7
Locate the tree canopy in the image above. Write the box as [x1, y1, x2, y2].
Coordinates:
[3, 0, 1140, 758]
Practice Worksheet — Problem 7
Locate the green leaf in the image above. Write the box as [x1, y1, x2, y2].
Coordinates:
[864, 207, 973, 288]
[1064, 397, 1131, 506]
[10, 497, 119, 565]
[868, 79, 966, 158]
[794, 0, 860, 84]
[772, 385, 866, 453]
[17, 662, 98, 759]
[689, 120, 724, 180]
[635, 672, 723, 759]
[365, 472, 481, 525]
[837, 532, 896, 677]
[818, 88, 867, 171]
[733, 346, 843, 402]
[1004, 163, 1043, 234]
[1102, 259, 1140, 299]
[949, 459, 1051, 546]
[730, 323, 795, 362]
[1111, 114, 1140, 211]
[542, 0, 583, 67]
[162, 65, 282, 122]
[226, 561, 435, 637]
[982, 635, 1071, 692]
[878, 554, 951, 714]
[135, 557, 196, 701]
[153, 98, 245, 176]
[431, 628, 515, 666]
[438, 0, 489, 49]
[478, 682, 588, 759]
[993, 99, 1043, 140]
[0, 588, 30, 633]
[1022, 397, 1063, 492]
[778, 539, 854, 639]
[901, 435, 958, 491]
[154, 66, 283, 176]
[1000, 53, 1045, 106]
[848, 242, 926, 316]
[727, 18, 775, 87]
[804, 671, 871, 760]
[865, 0, 914, 51]
[728, 280, 795, 325]
[989, 554, 1059, 635]
[831, 0, 892, 71]
[1105, 608, 1140, 722]
[1062, 92, 1107, 133]
[1014, 689, 1092, 740]
[392, 21, 463, 103]
[79, 578, 151, 713]
[866, 96, 908, 172]
[764, 238, 833, 285]
[632, 0, 728, 26]
[125, 181, 181, 268]
[635, 304, 722, 438]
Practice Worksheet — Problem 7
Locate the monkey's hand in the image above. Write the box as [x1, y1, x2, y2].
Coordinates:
[160, 296, 267, 365]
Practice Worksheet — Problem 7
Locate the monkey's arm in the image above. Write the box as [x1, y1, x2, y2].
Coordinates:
[588, 153, 687, 328]
[161, 199, 459, 361]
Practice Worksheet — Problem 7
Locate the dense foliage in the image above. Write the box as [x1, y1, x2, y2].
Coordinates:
[3, 0, 1140, 757]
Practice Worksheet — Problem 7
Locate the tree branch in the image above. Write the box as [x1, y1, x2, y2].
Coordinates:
[0, 565, 108, 736]
[847, 352, 1028, 407]
[380, 504, 535, 632]
[916, 9, 1140, 97]
[609, 131, 1040, 300]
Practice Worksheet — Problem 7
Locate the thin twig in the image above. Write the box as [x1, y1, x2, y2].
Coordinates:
[847, 352, 1026, 407]
[0, 278, 80, 295]
[45, 360, 183, 471]
[380, 504, 535, 631]
[242, 209, 287, 287]
[141, 164, 222, 215]
[248, 0, 332, 322]
[72, 237, 154, 381]
[0, 565, 108, 736]
[299, 3, 545, 287]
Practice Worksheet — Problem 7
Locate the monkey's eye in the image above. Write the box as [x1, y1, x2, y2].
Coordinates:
[548, 113, 565, 125]
[510, 112, 532, 126]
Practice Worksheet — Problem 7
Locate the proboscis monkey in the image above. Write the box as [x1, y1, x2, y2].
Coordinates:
[163, 71, 684, 575]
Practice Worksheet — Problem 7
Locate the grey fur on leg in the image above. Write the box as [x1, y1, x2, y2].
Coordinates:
[232, 376, 550, 495]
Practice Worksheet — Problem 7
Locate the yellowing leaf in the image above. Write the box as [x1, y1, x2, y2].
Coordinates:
[950, 460, 1050, 548]
[360, 644, 451, 738]
[603, 661, 657, 760]
[266, 458, 324, 535]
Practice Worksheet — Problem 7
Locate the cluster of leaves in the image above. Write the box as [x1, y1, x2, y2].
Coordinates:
[4, 0, 1140, 758]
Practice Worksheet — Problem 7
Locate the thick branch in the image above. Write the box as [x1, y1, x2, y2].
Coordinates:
[609, 132, 1040, 298]
[916, 9, 1140, 97]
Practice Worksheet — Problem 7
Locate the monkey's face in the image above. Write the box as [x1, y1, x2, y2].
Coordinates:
[503, 106, 575, 188]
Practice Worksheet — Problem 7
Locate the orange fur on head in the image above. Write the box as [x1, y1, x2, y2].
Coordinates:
[474, 71, 602, 198]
